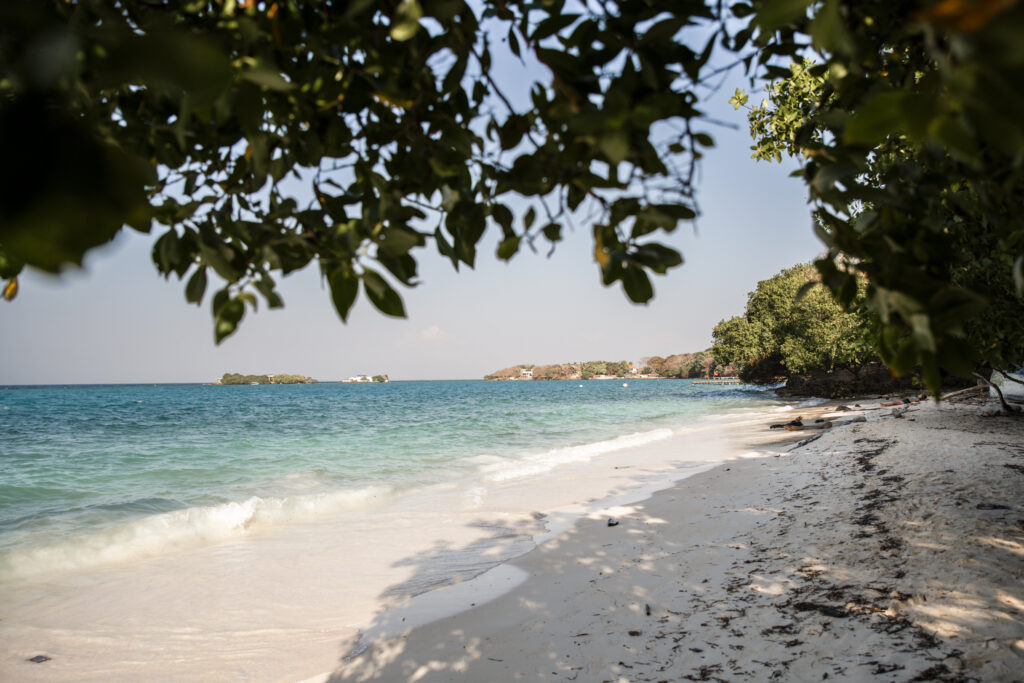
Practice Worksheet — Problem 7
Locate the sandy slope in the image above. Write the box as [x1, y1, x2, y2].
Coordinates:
[330, 399, 1024, 682]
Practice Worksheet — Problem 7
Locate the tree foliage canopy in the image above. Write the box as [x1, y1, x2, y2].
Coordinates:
[712, 263, 875, 383]
[731, 4, 1024, 391]
[2, 0, 1022, 393]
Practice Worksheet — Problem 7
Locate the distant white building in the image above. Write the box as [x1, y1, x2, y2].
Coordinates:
[520, 367, 533, 378]
[340, 374, 389, 383]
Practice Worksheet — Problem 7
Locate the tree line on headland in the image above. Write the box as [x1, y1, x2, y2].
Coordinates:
[489, 260, 977, 397]
[485, 353, 738, 381]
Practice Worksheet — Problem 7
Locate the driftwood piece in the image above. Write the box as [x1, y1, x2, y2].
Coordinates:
[769, 416, 803, 430]
[941, 385, 987, 401]
[784, 421, 832, 431]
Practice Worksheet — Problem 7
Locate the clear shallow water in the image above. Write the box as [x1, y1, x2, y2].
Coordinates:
[0, 379, 777, 581]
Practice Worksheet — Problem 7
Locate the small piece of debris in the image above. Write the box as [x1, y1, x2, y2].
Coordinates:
[607, 518, 620, 527]
[628, 630, 642, 636]
[27, 655, 50, 664]
[791, 602, 849, 618]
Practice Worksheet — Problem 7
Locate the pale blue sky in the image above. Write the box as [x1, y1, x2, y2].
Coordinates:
[1, 58, 821, 384]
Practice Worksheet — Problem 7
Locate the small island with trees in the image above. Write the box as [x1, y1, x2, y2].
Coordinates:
[214, 373, 317, 385]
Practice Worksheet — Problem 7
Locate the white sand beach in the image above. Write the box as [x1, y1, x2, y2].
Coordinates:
[330, 398, 1024, 682]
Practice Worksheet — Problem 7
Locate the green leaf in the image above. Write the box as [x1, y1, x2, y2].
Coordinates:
[930, 116, 979, 164]
[238, 67, 294, 91]
[328, 265, 359, 322]
[532, 14, 580, 42]
[630, 243, 683, 273]
[920, 353, 942, 397]
[622, 264, 653, 303]
[390, 0, 423, 41]
[428, 157, 463, 177]
[645, 17, 687, 42]
[199, 242, 239, 281]
[0, 99, 148, 273]
[755, 0, 813, 33]
[890, 338, 918, 376]
[379, 253, 419, 286]
[211, 287, 230, 318]
[497, 236, 521, 260]
[794, 280, 818, 302]
[254, 276, 284, 309]
[542, 223, 562, 242]
[524, 206, 537, 230]
[214, 297, 245, 344]
[508, 27, 521, 58]
[732, 3, 754, 19]
[362, 268, 406, 317]
[844, 91, 907, 146]
[378, 225, 425, 257]
[492, 204, 514, 235]
[909, 313, 936, 353]
[0, 249, 23, 280]
[185, 267, 208, 305]
[694, 133, 715, 148]
[109, 32, 232, 93]
[809, 0, 854, 56]
[434, 227, 459, 270]
[600, 130, 630, 164]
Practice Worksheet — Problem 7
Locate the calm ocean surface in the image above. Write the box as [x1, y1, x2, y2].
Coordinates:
[0, 379, 779, 582]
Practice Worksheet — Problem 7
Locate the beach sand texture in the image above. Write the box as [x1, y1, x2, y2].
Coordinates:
[331, 400, 1024, 682]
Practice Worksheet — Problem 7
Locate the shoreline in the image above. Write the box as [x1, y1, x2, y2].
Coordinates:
[0, 397, 795, 682]
[329, 398, 1024, 682]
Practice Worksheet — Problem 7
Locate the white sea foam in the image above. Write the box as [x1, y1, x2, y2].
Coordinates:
[776, 397, 829, 411]
[481, 428, 674, 483]
[0, 485, 392, 582]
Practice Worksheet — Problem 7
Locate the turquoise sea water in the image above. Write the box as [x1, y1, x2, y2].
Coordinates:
[0, 379, 777, 581]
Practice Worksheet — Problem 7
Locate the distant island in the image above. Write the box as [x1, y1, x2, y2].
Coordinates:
[215, 373, 317, 385]
[485, 351, 738, 381]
